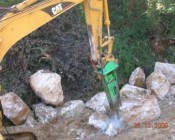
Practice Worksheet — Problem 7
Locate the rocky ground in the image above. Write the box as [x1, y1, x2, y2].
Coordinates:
[1, 62, 175, 140]
[45, 96, 174, 140]
[2, 93, 175, 140]
[42, 96, 175, 140]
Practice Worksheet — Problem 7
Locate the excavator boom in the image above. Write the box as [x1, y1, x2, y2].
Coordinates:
[0, 0, 103, 63]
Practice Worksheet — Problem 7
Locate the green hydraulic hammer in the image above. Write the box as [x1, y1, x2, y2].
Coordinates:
[98, 61, 121, 116]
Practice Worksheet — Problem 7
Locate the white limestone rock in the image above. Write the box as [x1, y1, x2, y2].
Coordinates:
[60, 100, 85, 118]
[33, 103, 59, 124]
[88, 112, 109, 131]
[88, 111, 124, 137]
[120, 84, 151, 99]
[169, 85, 175, 96]
[146, 71, 171, 100]
[105, 123, 118, 137]
[29, 70, 64, 106]
[120, 95, 161, 126]
[86, 92, 109, 112]
[24, 114, 39, 128]
[87, 92, 161, 136]
[129, 67, 145, 88]
[0, 92, 31, 125]
[154, 62, 175, 83]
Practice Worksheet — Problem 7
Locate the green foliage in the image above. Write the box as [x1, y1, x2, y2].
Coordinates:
[0, 0, 23, 6]
[108, 0, 175, 86]
[147, 0, 175, 36]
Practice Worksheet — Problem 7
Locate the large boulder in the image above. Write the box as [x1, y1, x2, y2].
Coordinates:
[88, 111, 123, 137]
[24, 114, 39, 128]
[120, 95, 161, 126]
[29, 70, 64, 106]
[33, 103, 59, 124]
[60, 100, 86, 118]
[120, 84, 151, 99]
[129, 67, 145, 88]
[154, 62, 175, 83]
[86, 92, 109, 112]
[146, 71, 171, 100]
[169, 86, 175, 96]
[87, 91, 161, 130]
[0, 92, 31, 125]
[88, 112, 110, 131]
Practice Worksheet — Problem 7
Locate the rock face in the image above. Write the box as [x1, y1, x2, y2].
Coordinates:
[88, 112, 109, 131]
[60, 100, 85, 118]
[0, 92, 31, 125]
[120, 84, 151, 99]
[33, 103, 59, 124]
[29, 70, 64, 106]
[30, 101, 86, 124]
[24, 114, 39, 128]
[169, 86, 175, 96]
[146, 71, 171, 100]
[87, 91, 161, 129]
[86, 92, 109, 112]
[129, 67, 145, 88]
[154, 62, 175, 83]
[88, 109, 124, 137]
[120, 95, 161, 126]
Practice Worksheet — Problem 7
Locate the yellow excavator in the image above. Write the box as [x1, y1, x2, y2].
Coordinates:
[0, 0, 120, 139]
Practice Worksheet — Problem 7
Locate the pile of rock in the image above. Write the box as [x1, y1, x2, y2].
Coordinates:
[0, 62, 174, 137]
[0, 69, 87, 128]
[128, 62, 175, 100]
[128, 62, 175, 99]
[0, 70, 64, 126]
[86, 62, 175, 136]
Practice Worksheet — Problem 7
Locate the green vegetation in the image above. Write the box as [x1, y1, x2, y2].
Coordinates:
[109, 0, 175, 85]
[0, 0, 22, 6]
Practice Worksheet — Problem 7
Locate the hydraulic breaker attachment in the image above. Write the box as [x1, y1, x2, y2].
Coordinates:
[98, 61, 121, 117]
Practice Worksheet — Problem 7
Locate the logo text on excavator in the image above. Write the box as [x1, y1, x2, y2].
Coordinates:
[51, 3, 63, 15]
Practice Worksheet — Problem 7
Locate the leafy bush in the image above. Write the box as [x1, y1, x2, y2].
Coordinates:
[109, 0, 175, 86]
[0, 0, 22, 6]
